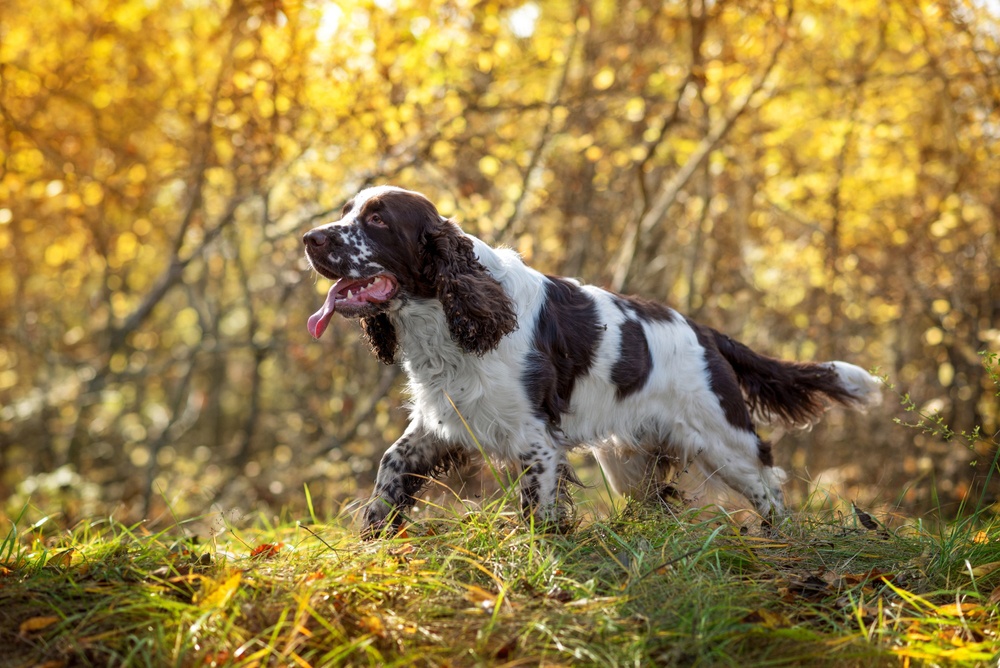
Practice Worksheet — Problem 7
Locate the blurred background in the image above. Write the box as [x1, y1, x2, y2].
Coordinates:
[1, 0, 998, 530]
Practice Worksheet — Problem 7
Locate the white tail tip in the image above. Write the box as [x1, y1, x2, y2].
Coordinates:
[831, 361, 883, 409]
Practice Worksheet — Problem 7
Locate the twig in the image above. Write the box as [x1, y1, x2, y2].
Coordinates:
[496, 0, 585, 243]
[611, 1, 792, 292]
[320, 365, 402, 454]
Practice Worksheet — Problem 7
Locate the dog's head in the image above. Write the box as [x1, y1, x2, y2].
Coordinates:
[303, 186, 516, 363]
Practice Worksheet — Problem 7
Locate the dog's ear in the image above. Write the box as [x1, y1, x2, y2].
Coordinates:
[420, 222, 517, 355]
[361, 313, 398, 365]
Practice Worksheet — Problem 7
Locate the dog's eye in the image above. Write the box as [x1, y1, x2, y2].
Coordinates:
[368, 213, 385, 227]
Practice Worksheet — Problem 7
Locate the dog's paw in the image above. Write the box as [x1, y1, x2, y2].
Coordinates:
[759, 507, 789, 537]
[360, 499, 402, 540]
[360, 522, 392, 541]
[524, 503, 577, 535]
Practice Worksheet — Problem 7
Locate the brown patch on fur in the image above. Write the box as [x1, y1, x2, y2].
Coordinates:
[522, 277, 604, 424]
[611, 319, 652, 399]
[313, 189, 519, 359]
[686, 318, 756, 433]
[419, 221, 518, 356]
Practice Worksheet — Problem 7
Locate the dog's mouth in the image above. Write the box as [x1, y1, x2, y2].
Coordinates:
[307, 275, 398, 339]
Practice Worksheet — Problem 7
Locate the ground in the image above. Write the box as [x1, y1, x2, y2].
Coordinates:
[3, 494, 1000, 667]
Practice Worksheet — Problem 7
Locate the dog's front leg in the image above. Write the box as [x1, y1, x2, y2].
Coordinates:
[517, 441, 577, 533]
[361, 423, 464, 538]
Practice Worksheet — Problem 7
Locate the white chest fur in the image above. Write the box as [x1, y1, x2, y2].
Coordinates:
[392, 299, 539, 458]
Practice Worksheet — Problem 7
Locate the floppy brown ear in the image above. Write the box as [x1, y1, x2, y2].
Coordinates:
[361, 313, 398, 365]
[420, 222, 517, 356]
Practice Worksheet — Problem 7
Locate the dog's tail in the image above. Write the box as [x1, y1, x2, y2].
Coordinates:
[712, 331, 882, 429]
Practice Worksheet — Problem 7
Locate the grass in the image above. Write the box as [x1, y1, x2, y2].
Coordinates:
[3, 491, 1000, 668]
[8, 361, 994, 666]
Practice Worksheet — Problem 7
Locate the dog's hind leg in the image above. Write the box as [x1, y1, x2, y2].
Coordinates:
[593, 440, 692, 506]
[695, 436, 787, 522]
[592, 441, 660, 501]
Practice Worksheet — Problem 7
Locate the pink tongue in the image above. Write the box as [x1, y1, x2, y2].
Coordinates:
[307, 279, 346, 339]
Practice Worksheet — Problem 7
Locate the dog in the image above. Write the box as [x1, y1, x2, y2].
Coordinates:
[303, 186, 881, 536]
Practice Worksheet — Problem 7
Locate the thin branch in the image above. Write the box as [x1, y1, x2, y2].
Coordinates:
[141, 356, 202, 517]
[495, 0, 585, 243]
[229, 218, 268, 469]
[611, 2, 792, 292]
[108, 195, 247, 352]
[635, 0, 707, 214]
[319, 365, 402, 455]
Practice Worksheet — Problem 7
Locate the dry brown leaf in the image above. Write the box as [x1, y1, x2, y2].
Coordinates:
[47, 549, 74, 570]
[19, 615, 60, 635]
[389, 543, 416, 557]
[742, 608, 789, 628]
[853, 503, 879, 531]
[464, 584, 497, 608]
[970, 560, 1000, 578]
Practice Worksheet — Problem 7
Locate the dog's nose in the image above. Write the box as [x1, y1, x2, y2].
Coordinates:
[303, 229, 329, 249]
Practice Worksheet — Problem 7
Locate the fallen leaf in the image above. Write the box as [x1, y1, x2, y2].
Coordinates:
[853, 503, 879, 531]
[44, 549, 74, 570]
[970, 560, 1000, 578]
[390, 543, 416, 557]
[935, 601, 982, 617]
[195, 571, 242, 610]
[19, 615, 60, 635]
[465, 584, 497, 609]
[973, 530, 990, 544]
[250, 543, 283, 560]
[360, 614, 385, 636]
[742, 608, 789, 628]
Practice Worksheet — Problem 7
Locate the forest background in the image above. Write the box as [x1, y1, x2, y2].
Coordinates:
[1, 0, 998, 531]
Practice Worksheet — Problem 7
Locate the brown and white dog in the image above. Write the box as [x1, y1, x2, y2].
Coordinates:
[303, 186, 881, 536]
